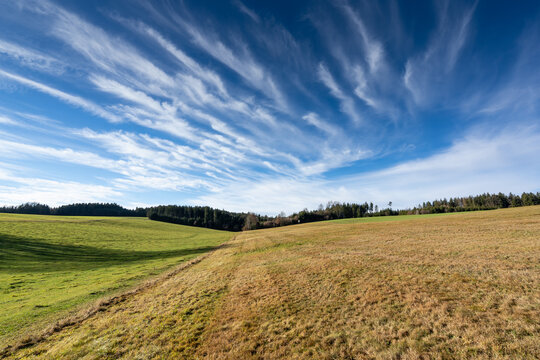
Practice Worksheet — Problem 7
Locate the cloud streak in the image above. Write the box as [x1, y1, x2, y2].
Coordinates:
[0, 39, 65, 73]
[317, 63, 360, 124]
[0, 69, 121, 122]
[404, 1, 478, 106]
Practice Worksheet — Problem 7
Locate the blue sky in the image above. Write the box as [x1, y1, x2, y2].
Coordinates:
[0, 0, 539, 214]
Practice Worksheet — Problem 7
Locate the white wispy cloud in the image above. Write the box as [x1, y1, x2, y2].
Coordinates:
[351, 64, 381, 110]
[140, 24, 228, 96]
[302, 112, 339, 136]
[179, 18, 288, 111]
[0, 69, 121, 122]
[404, 1, 478, 106]
[464, 22, 540, 117]
[49, 5, 174, 91]
[90, 75, 171, 115]
[340, 3, 384, 73]
[0, 115, 16, 125]
[234, 0, 261, 23]
[76, 129, 212, 174]
[317, 63, 360, 124]
[0, 138, 125, 174]
[308, 2, 407, 121]
[93, 85, 265, 168]
[0, 39, 65, 73]
[296, 147, 371, 176]
[0, 130, 224, 195]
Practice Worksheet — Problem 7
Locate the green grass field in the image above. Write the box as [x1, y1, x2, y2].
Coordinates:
[0, 213, 232, 342]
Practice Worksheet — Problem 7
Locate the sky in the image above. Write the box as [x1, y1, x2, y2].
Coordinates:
[0, 0, 539, 215]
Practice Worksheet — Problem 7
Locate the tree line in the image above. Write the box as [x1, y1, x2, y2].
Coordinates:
[145, 201, 390, 232]
[400, 192, 540, 215]
[0, 202, 146, 217]
[147, 192, 540, 231]
[1, 192, 539, 231]
[147, 205, 246, 232]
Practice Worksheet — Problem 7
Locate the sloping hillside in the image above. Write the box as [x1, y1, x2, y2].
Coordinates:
[4, 207, 540, 359]
[0, 214, 231, 344]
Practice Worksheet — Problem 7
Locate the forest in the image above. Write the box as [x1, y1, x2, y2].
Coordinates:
[147, 205, 246, 232]
[147, 192, 540, 231]
[0, 202, 146, 217]
[400, 192, 540, 214]
[1, 192, 539, 231]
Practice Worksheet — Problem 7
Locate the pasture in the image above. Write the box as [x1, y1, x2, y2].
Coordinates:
[3, 206, 540, 359]
[0, 214, 231, 343]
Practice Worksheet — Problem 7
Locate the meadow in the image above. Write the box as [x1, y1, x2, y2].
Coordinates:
[0, 214, 231, 344]
[3, 206, 540, 359]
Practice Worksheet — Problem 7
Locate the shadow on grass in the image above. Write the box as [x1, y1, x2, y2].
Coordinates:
[0, 233, 220, 273]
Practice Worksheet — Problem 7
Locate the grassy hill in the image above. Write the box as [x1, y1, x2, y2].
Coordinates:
[3, 206, 540, 359]
[0, 214, 232, 343]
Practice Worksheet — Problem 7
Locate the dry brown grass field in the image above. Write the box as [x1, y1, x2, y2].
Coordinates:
[4, 206, 540, 359]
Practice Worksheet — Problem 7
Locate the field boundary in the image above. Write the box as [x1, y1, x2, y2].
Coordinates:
[0, 240, 232, 358]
